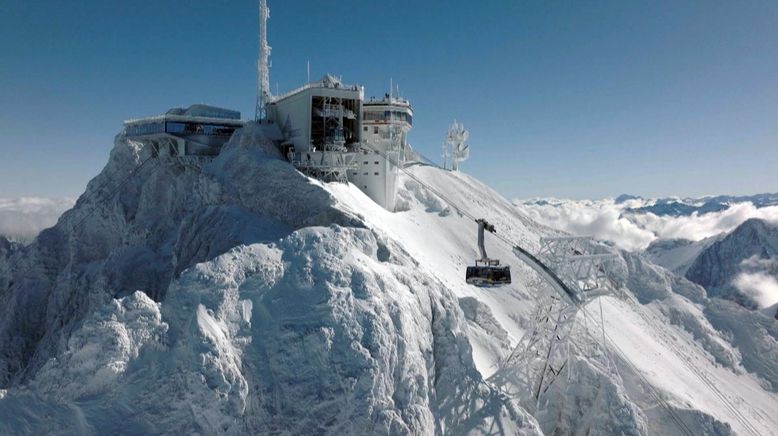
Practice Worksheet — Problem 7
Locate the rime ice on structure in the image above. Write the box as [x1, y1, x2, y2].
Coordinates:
[121, 0, 414, 212]
[446, 121, 470, 172]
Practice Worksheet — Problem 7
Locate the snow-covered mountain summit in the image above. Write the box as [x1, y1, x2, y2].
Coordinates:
[1, 126, 777, 435]
[0, 126, 537, 434]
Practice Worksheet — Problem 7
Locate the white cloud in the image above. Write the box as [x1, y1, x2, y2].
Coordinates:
[632, 203, 778, 242]
[515, 199, 655, 251]
[733, 272, 778, 309]
[741, 255, 778, 271]
[516, 198, 778, 252]
[0, 197, 74, 242]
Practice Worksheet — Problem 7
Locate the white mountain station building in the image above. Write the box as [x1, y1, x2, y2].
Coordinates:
[123, 0, 415, 212]
[266, 75, 413, 211]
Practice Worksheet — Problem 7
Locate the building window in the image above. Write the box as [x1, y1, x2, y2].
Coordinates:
[373, 127, 378, 134]
[363, 172, 368, 175]
[363, 185, 367, 189]
[374, 161, 379, 165]
[374, 172, 379, 176]
[363, 161, 368, 164]
[363, 126, 368, 132]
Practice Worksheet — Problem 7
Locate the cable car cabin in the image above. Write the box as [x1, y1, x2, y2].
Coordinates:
[466, 261, 512, 286]
[466, 218, 512, 287]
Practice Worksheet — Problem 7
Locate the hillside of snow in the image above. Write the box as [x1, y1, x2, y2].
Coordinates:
[644, 235, 721, 275]
[1, 125, 777, 435]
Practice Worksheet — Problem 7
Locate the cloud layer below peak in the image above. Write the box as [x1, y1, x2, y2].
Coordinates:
[0, 197, 75, 242]
[515, 197, 778, 252]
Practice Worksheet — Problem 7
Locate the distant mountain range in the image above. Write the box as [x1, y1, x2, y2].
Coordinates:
[646, 218, 778, 316]
[620, 192, 778, 217]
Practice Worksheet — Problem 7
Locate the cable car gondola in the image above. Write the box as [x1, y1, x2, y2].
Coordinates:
[466, 219, 512, 286]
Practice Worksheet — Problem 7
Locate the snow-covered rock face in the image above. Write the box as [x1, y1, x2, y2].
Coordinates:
[643, 236, 720, 275]
[30, 291, 167, 400]
[537, 357, 648, 436]
[0, 226, 538, 435]
[2, 124, 778, 434]
[686, 218, 778, 308]
[0, 127, 538, 434]
[0, 125, 357, 387]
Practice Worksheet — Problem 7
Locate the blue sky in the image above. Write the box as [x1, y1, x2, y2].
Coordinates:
[1, 0, 776, 199]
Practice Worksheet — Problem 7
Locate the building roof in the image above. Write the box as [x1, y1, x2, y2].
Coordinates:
[124, 104, 244, 126]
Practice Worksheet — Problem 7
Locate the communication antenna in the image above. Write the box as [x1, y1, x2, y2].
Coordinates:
[255, 0, 272, 121]
[446, 120, 470, 171]
[307, 59, 311, 83]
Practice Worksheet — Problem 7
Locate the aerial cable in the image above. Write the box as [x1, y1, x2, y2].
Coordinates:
[360, 141, 761, 436]
[579, 306, 697, 436]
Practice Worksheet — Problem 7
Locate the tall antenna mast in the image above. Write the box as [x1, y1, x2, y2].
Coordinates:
[255, 0, 272, 121]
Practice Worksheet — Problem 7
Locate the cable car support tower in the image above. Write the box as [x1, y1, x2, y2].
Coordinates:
[489, 236, 620, 412]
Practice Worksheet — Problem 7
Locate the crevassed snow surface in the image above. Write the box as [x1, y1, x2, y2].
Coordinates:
[1, 126, 777, 435]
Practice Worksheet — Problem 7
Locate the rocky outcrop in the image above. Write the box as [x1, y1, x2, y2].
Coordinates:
[685, 218, 778, 306]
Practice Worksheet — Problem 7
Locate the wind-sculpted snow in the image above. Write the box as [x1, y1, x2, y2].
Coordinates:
[1, 124, 777, 434]
[30, 291, 167, 400]
[0, 124, 356, 388]
[537, 357, 647, 435]
[0, 227, 538, 434]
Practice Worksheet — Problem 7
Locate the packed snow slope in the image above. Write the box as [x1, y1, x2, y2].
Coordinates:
[1, 124, 777, 435]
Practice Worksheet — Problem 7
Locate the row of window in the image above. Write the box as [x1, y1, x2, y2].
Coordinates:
[125, 121, 238, 137]
[362, 161, 380, 165]
[125, 121, 165, 136]
[351, 172, 381, 176]
[363, 110, 412, 125]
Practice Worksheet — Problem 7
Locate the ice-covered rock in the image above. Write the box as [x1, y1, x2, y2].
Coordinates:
[686, 218, 778, 307]
[1, 226, 540, 434]
[1, 123, 777, 434]
[0, 124, 356, 387]
[30, 291, 167, 400]
[0, 126, 539, 434]
[537, 357, 647, 436]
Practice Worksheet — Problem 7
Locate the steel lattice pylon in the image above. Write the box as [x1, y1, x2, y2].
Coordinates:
[489, 236, 619, 411]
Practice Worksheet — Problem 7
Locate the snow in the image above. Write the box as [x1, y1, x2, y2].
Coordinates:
[644, 236, 720, 275]
[325, 167, 778, 435]
[1, 125, 777, 434]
